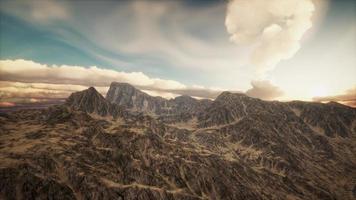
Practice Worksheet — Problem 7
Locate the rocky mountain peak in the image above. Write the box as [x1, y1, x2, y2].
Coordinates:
[106, 82, 148, 104]
[215, 91, 248, 102]
[67, 87, 105, 103]
[106, 82, 164, 114]
[198, 91, 259, 127]
[87, 86, 97, 92]
[108, 82, 137, 93]
[172, 95, 196, 104]
[105, 82, 210, 119]
[66, 86, 112, 116]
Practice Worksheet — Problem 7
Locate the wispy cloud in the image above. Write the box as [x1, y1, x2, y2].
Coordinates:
[0, 0, 69, 23]
[0, 0, 247, 74]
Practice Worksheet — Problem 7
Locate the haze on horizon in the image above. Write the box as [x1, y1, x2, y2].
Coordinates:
[0, 0, 355, 108]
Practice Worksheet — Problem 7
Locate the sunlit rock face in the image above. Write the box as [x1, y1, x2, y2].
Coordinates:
[106, 82, 167, 114]
[67, 87, 112, 116]
[1, 82, 356, 200]
[66, 86, 127, 119]
[106, 82, 212, 121]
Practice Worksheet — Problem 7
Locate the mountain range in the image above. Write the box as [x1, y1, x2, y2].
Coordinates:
[1, 82, 355, 200]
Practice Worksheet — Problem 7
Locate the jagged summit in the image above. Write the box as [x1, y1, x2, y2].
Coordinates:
[106, 82, 165, 114]
[217, 91, 232, 96]
[87, 86, 97, 92]
[110, 82, 134, 87]
[66, 86, 106, 105]
[66, 86, 127, 118]
[105, 82, 212, 118]
[171, 95, 197, 105]
[66, 86, 110, 115]
[173, 95, 195, 101]
[108, 82, 137, 92]
[106, 82, 152, 104]
[198, 91, 259, 127]
[215, 91, 249, 101]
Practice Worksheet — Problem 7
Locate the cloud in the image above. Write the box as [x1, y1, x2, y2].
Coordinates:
[0, 82, 69, 108]
[83, 0, 243, 70]
[0, 59, 285, 104]
[313, 87, 356, 107]
[0, 81, 102, 101]
[138, 87, 225, 99]
[147, 88, 230, 99]
[0, 81, 108, 94]
[0, 59, 186, 90]
[0, 58, 291, 103]
[0, 59, 225, 101]
[141, 90, 179, 100]
[0, 0, 69, 23]
[225, 0, 315, 72]
[0, 102, 16, 107]
[245, 80, 284, 100]
[1, 0, 249, 75]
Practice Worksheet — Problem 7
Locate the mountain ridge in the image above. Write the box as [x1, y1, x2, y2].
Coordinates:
[1, 82, 356, 200]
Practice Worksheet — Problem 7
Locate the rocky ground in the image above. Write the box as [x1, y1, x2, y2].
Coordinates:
[1, 83, 356, 200]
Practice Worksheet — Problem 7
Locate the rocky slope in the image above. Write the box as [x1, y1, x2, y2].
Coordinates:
[1, 83, 356, 200]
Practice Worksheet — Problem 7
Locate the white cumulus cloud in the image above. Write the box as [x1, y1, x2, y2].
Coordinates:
[0, 59, 185, 90]
[225, 0, 315, 72]
[245, 80, 284, 100]
[0, 59, 225, 101]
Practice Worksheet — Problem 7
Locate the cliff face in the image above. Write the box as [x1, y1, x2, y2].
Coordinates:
[106, 82, 166, 114]
[1, 83, 356, 200]
[106, 82, 212, 120]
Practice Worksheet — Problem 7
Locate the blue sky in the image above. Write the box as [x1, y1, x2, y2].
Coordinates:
[0, 0, 247, 88]
[0, 0, 355, 106]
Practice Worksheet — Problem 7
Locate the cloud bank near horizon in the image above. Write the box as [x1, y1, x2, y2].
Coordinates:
[0, 59, 222, 103]
[0, 59, 286, 106]
[313, 87, 356, 107]
[1, 59, 354, 108]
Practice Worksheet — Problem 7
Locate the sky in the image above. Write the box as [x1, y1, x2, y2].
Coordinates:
[0, 0, 355, 107]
